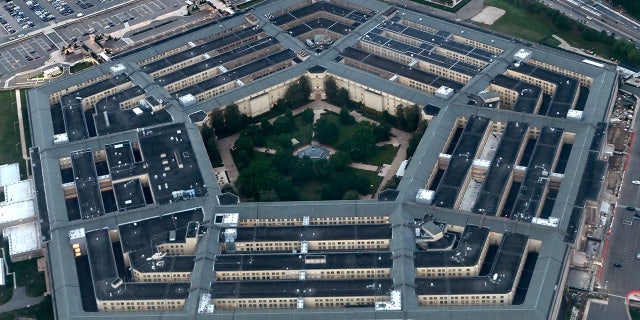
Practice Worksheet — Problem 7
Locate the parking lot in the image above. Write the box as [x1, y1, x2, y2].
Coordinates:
[55, 0, 186, 41]
[0, 34, 57, 75]
[0, 0, 214, 85]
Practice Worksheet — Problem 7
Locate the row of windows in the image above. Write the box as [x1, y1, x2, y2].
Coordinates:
[48, 73, 113, 104]
[419, 294, 507, 306]
[214, 296, 381, 310]
[138, 44, 191, 66]
[450, 34, 503, 55]
[528, 59, 592, 88]
[151, 56, 204, 78]
[138, 24, 248, 66]
[239, 217, 389, 227]
[100, 299, 184, 312]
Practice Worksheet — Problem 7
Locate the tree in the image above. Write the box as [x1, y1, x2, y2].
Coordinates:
[276, 134, 293, 150]
[291, 157, 314, 183]
[325, 77, 338, 103]
[234, 135, 254, 155]
[201, 124, 215, 142]
[205, 138, 222, 166]
[395, 105, 407, 131]
[314, 118, 339, 145]
[301, 108, 314, 123]
[407, 120, 428, 158]
[209, 108, 226, 136]
[258, 189, 280, 202]
[224, 104, 243, 134]
[271, 152, 294, 175]
[404, 104, 421, 132]
[329, 151, 351, 171]
[346, 123, 375, 162]
[260, 117, 272, 135]
[336, 88, 350, 107]
[273, 115, 294, 134]
[372, 123, 392, 142]
[242, 124, 264, 146]
[284, 76, 311, 108]
[339, 107, 355, 124]
[237, 159, 294, 200]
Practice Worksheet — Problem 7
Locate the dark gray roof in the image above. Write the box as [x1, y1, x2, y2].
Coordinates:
[228, 224, 392, 242]
[414, 225, 490, 268]
[433, 116, 490, 208]
[473, 122, 529, 215]
[415, 232, 528, 295]
[215, 252, 392, 271]
[137, 123, 207, 205]
[509, 127, 563, 221]
[71, 149, 105, 219]
[211, 279, 394, 299]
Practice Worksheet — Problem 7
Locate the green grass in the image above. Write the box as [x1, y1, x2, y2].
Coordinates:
[70, 61, 95, 73]
[368, 145, 398, 166]
[483, 0, 619, 59]
[13, 260, 46, 297]
[0, 295, 53, 320]
[0, 91, 26, 176]
[540, 35, 562, 47]
[483, 0, 554, 41]
[631, 307, 640, 320]
[297, 180, 323, 201]
[264, 114, 313, 149]
[350, 167, 383, 194]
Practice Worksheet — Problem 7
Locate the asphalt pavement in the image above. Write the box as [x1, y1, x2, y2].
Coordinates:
[587, 89, 640, 319]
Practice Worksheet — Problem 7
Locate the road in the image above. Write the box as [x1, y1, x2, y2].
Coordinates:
[543, 0, 640, 44]
[587, 89, 640, 319]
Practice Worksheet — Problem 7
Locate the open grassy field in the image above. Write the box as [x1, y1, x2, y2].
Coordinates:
[483, 0, 618, 59]
[0, 90, 27, 178]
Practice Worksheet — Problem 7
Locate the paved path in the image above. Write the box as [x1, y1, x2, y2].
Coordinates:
[14, 89, 30, 176]
[0, 287, 43, 313]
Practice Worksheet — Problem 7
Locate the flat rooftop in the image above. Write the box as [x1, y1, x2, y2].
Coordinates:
[215, 252, 393, 271]
[433, 116, 490, 208]
[509, 127, 563, 221]
[71, 149, 105, 219]
[211, 279, 394, 299]
[137, 123, 206, 205]
[141, 27, 265, 74]
[228, 224, 392, 242]
[272, 1, 371, 26]
[473, 122, 529, 215]
[415, 232, 528, 295]
[414, 225, 490, 268]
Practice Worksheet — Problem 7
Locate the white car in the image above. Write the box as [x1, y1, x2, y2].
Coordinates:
[632, 180, 640, 185]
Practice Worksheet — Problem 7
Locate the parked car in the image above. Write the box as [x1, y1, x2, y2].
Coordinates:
[626, 206, 635, 211]
[613, 263, 622, 268]
[632, 180, 640, 185]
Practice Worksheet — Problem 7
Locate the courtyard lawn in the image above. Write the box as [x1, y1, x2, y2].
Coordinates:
[368, 145, 398, 166]
[13, 259, 46, 297]
[0, 296, 53, 320]
[351, 168, 383, 193]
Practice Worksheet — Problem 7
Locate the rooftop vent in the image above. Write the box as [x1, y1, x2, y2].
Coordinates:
[513, 49, 532, 63]
[435, 86, 454, 99]
[109, 63, 126, 75]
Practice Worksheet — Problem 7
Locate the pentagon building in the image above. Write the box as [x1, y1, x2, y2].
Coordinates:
[26, 0, 616, 319]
